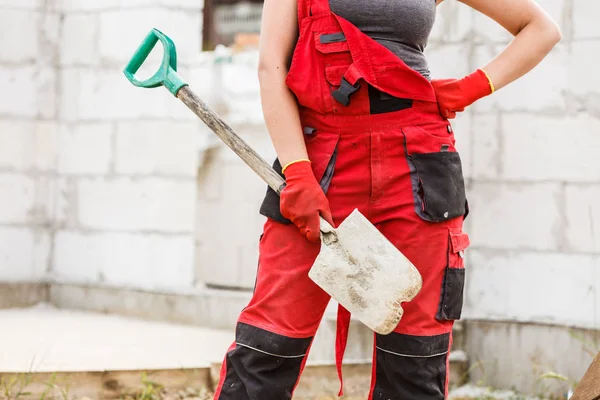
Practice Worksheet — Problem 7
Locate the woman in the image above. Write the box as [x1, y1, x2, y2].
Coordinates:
[214, 0, 560, 398]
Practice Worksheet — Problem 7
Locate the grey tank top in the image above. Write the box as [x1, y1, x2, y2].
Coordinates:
[328, 0, 436, 79]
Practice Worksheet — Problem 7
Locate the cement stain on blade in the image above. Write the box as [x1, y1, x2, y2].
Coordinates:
[347, 286, 368, 309]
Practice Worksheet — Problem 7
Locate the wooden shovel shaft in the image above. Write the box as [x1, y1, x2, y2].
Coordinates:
[177, 85, 286, 194]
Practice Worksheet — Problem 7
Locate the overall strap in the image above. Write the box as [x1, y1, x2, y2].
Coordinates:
[309, 0, 331, 16]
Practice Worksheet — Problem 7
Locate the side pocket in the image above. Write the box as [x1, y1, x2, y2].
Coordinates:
[259, 158, 291, 224]
[410, 151, 467, 222]
[436, 229, 470, 321]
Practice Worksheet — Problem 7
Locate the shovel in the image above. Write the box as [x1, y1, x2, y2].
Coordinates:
[123, 29, 423, 335]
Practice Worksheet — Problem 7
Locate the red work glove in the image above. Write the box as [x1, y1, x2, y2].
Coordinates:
[280, 160, 333, 243]
[431, 69, 495, 118]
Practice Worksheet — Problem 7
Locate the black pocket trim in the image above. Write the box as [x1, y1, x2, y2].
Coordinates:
[436, 267, 465, 321]
[373, 332, 450, 399]
[409, 151, 467, 222]
[258, 158, 291, 224]
[320, 32, 346, 44]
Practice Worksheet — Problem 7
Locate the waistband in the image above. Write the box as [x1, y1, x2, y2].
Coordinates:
[299, 100, 445, 133]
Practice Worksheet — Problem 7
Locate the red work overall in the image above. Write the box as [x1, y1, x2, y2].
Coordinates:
[213, 0, 470, 398]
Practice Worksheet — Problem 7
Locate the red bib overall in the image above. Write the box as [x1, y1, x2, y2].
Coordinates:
[213, 0, 470, 398]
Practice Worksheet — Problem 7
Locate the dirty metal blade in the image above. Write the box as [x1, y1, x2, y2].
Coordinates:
[308, 209, 423, 335]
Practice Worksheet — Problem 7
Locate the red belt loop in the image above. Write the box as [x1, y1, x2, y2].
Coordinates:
[335, 303, 351, 396]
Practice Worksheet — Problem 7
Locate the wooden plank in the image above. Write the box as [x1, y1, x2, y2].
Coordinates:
[0, 369, 211, 400]
[571, 352, 600, 400]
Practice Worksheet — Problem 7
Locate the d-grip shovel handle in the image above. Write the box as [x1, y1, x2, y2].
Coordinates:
[123, 28, 187, 95]
[123, 29, 334, 232]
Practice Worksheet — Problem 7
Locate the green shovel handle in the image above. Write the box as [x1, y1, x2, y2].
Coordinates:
[123, 28, 187, 96]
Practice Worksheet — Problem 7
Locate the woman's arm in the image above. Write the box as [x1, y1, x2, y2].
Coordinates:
[460, 0, 562, 91]
[257, 0, 307, 167]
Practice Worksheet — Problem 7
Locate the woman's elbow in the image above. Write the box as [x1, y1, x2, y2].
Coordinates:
[258, 59, 288, 86]
[537, 15, 562, 49]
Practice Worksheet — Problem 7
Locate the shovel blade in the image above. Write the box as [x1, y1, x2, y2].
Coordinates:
[308, 209, 423, 335]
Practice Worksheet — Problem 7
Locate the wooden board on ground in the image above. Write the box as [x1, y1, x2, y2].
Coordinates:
[571, 352, 600, 400]
[0, 369, 211, 400]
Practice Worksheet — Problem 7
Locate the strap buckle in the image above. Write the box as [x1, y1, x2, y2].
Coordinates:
[332, 78, 361, 106]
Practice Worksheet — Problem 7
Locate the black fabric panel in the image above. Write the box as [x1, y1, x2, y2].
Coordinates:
[376, 332, 450, 357]
[258, 158, 292, 224]
[373, 332, 450, 400]
[368, 84, 413, 114]
[410, 151, 467, 222]
[436, 267, 466, 321]
[217, 323, 313, 400]
[320, 32, 346, 43]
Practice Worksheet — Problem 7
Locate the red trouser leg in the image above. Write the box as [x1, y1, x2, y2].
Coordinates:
[212, 221, 331, 400]
[359, 122, 469, 399]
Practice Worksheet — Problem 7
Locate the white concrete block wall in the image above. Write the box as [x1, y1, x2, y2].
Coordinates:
[426, 0, 600, 331]
[47, 0, 206, 292]
[0, 0, 213, 291]
[0, 1, 59, 282]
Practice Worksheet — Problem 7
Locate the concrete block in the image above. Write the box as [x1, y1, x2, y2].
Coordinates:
[60, 14, 99, 66]
[568, 41, 600, 101]
[472, 7, 512, 44]
[114, 120, 200, 176]
[471, 113, 501, 179]
[34, 121, 59, 172]
[0, 173, 36, 224]
[0, 120, 58, 172]
[98, 8, 201, 66]
[501, 114, 600, 182]
[59, 68, 190, 121]
[0, 227, 50, 281]
[565, 184, 600, 253]
[58, 0, 120, 11]
[77, 177, 196, 233]
[0, 65, 57, 119]
[450, 110, 473, 180]
[0, 0, 42, 9]
[195, 200, 262, 289]
[0, 66, 37, 117]
[574, 0, 600, 39]
[473, 44, 568, 113]
[464, 250, 596, 328]
[196, 148, 224, 201]
[0, 10, 38, 63]
[0, 120, 36, 171]
[429, 0, 473, 43]
[468, 182, 562, 251]
[424, 43, 471, 80]
[57, 123, 113, 175]
[52, 231, 195, 291]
